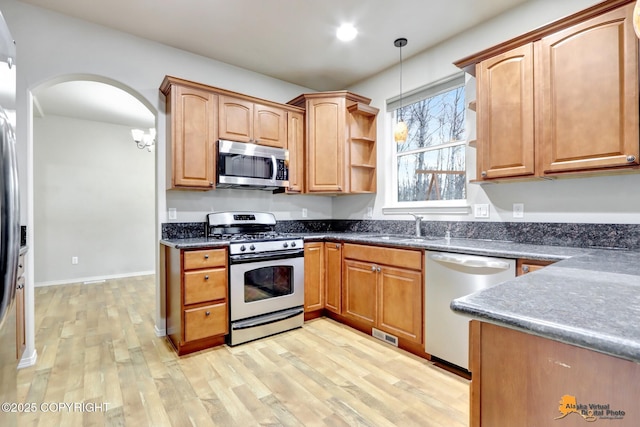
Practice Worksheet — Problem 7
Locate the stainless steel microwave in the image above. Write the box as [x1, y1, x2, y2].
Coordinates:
[216, 140, 289, 191]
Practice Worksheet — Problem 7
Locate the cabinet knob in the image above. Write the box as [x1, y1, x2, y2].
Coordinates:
[377, 267, 381, 272]
[335, 244, 340, 249]
[204, 275, 209, 280]
[522, 265, 530, 273]
[481, 171, 487, 178]
[626, 155, 637, 163]
[204, 254, 209, 259]
[205, 311, 211, 316]
[371, 265, 376, 271]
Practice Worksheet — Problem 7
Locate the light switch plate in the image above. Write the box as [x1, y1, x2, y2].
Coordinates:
[513, 203, 524, 218]
[474, 204, 489, 218]
[168, 208, 177, 220]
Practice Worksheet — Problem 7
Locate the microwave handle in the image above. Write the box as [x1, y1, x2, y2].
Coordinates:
[271, 155, 277, 181]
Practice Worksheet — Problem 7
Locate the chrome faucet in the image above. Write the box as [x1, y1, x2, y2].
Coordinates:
[409, 213, 423, 237]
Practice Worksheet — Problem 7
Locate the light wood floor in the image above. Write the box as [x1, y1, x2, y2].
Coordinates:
[17, 275, 469, 426]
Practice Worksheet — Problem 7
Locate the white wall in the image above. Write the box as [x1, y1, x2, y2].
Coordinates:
[339, 0, 640, 224]
[33, 115, 154, 285]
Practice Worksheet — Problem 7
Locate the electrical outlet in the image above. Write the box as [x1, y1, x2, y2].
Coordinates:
[168, 208, 177, 220]
[513, 203, 524, 218]
[72, 256, 78, 265]
[302, 208, 308, 218]
[474, 204, 489, 218]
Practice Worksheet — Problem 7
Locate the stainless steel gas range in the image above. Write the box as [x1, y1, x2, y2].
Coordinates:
[206, 212, 304, 346]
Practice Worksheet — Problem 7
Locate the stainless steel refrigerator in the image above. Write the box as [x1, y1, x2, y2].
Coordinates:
[0, 9, 19, 427]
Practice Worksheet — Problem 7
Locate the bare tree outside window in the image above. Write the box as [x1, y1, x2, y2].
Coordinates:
[395, 85, 466, 202]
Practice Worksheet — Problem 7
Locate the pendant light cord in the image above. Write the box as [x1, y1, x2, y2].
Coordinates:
[394, 38, 408, 122]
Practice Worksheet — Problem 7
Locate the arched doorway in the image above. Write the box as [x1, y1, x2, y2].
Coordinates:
[24, 74, 157, 366]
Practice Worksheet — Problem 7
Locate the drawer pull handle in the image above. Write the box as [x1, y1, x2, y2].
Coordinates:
[205, 311, 211, 316]
[204, 275, 209, 280]
[204, 254, 209, 259]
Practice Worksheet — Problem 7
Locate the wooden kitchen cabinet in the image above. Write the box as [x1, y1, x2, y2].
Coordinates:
[459, 0, 640, 182]
[303, 241, 343, 318]
[477, 43, 535, 180]
[539, 3, 639, 174]
[160, 76, 305, 191]
[287, 111, 305, 193]
[163, 245, 228, 355]
[469, 320, 640, 426]
[160, 78, 217, 189]
[304, 242, 324, 317]
[219, 95, 288, 148]
[288, 91, 378, 194]
[342, 243, 423, 345]
[324, 242, 342, 314]
[516, 259, 554, 276]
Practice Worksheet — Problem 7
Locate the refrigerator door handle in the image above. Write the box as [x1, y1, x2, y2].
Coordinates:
[0, 112, 20, 326]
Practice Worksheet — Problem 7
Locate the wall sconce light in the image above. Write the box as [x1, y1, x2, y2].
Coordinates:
[394, 37, 408, 144]
[131, 128, 155, 152]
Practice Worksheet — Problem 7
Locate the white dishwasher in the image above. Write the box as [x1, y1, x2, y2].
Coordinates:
[425, 251, 515, 371]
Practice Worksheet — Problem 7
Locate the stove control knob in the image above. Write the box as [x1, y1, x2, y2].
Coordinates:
[240, 245, 246, 252]
[283, 242, 289, 248]
[290, 241, 296, 248]
[249, 244, 256, 251]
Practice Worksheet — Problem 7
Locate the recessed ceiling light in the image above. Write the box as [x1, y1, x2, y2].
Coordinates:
[336, 23, 358, 42]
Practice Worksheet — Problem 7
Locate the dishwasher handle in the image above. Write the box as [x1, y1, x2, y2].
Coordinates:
[429, 253, 511, 270]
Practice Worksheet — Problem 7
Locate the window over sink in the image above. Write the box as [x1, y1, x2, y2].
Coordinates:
[386, 73, 467, 210]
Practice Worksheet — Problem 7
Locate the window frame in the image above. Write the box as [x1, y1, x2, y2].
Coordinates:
[383, 72, 471, 215]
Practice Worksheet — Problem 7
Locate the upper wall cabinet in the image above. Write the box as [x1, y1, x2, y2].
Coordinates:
[219, 96, 288, 148]
[456, 0, 639, 182]
[160, 76, 305, 191]
[288, 91, 379, 194]
[161, 79, 218, 190]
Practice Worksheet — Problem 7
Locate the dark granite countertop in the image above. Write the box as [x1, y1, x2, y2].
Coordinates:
[161, 232, 640, 362]
[451, 249, 640, 363]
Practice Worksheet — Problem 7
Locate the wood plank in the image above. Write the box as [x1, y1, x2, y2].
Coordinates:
[18, 276, 469, 427]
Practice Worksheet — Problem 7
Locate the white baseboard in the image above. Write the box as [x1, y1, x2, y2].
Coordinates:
[155, 324, 166, 337]
[18, 349, 38, 369]
[35, 270, 155, 287]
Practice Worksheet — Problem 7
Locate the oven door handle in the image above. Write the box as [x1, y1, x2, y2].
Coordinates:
[229, 248, 304, 264]
[232, 306, 304, 330]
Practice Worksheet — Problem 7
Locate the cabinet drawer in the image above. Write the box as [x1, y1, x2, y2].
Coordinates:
[343, 243, 422, 270]
[184, 248, 227, 270]
[184, 302, 228, 342]
[184, 268, 227, 305]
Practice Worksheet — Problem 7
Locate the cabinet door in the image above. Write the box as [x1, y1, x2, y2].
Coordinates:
[254, 103, 287, 148]
[377, 266, 423, 344]
[324, 242, 342, 314]
[342, 259, 376, 327]
[477, 43, 535, 179]
[306, 97, 345, 192]
[171, 85, 217, 188]
[304, 242, 324, 312]
[287, 111, 305, 193]
[540, 3, 639, 173]
[219, 96, 253, 142]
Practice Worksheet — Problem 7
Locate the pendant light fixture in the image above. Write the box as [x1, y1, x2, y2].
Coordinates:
[394, 37, 408, 144]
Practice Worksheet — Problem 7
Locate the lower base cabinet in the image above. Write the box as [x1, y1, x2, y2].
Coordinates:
[342, 244, 423, 346]
[163, 245, 229, 355]
[470, 321, 640, 426]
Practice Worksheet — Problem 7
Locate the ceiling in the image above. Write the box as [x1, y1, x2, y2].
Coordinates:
[19, 0, 530, 126]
